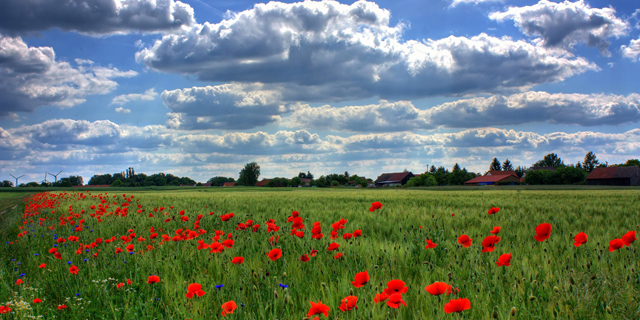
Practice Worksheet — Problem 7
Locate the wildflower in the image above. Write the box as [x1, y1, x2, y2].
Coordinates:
[490, 226, 501, 234]
[425, 239, 437, 249]
[147, 275, 160, 284]
[386, 293, 407, 308]
[69, 266, 79, 274]
[339, 295, 358, 312]
[496, 253, 512, 267]
[534, 223, 552, 242]
[186, 283, 206, 299]
[384, 279, 408, 295]
[231, 257, 244, 264]
[267, 248, 282, 261]
[307, 300, 330, 318]
[221, 301, 237, 317]
[425, 282, 452, 295]
[488, 207, 500, 215]
[444, 298, 471, 313]
[457, 235, 472, 248]
[574, 232, 587, 247]
[351, 271, 369, 288]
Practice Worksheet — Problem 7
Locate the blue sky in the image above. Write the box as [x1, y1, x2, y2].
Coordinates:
[1, 0, 639, 184]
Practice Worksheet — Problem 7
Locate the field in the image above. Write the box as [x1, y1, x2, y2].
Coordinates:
[1, 188, 639, 319]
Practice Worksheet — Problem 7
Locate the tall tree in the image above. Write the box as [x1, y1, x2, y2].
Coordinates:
[502, 159, 514, 171]
[514, 166, 527, 178]
[238, 162, 261, 186]
[298, 172, 307, 179]
[582, 151, 599, 172]
[452, 163, 461, 172]
[533, 153, 564, 168]
[490, 158, 502, 171]
[306, 171, 314, 180]
[429, 165, 436, 173]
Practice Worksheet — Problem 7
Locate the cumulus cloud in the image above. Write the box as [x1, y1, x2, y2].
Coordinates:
[136, 0, 596, 101]
[115, 107, 131, 113]
[0, 35, 137, 117]
[0, 0, 195, 36]
[450, 0, 502, 8]
[284, 92, 640, 132]
[489, 0, 628, 56]
[621, 38, 640, 61]
[162, 84, 290, 130]
[111, 88, 158, 105]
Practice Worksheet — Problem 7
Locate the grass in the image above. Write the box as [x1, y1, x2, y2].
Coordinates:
[0, 188, 639, 319]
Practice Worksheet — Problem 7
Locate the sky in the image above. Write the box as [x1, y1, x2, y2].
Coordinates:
[1, 0, 639, 184]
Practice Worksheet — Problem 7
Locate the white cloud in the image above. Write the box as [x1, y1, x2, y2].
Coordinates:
[450, 0, 503, 8]
[0, 0, 195, 36]
[136, 0, 596, 101]
[621, 38, 640, 61]
[0, 35, 137, 117]
[115, 107, 131, 113]
[111, 88, 158, 105]
[490, 0, 629, 56]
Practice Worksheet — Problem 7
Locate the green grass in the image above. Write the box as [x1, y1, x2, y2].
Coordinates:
[1, 188, 639, 319]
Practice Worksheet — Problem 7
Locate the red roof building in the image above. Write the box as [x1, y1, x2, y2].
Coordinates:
[374, 172, 414, 186]
[464, 171, 520, 186]
[255, 179, 271, 187]
[223, 182, 236, 187]
[586, 166, 640, 186]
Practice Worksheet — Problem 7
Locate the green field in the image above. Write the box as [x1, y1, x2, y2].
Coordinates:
[1, 188, 639, 319]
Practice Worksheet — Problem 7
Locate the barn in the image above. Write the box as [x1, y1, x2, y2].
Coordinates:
[374, 172, 414, 187]
[586, 166, 640, 186]
[464, 170, 520, 186]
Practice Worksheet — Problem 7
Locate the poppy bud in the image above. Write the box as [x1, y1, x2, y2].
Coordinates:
[510, 307, 517, 316]
[606, 305, 612, 313]
[283, 272, 287, 277]
[253, 285, 258, 291]
[528, 295, 536, 301]
[273, 291, 278, 299]
[553, 286, 559, 293]
[492, 310, 498, 318]
[374, 265, 379, 269]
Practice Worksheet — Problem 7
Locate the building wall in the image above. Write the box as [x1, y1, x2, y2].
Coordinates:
[587, 178, 631, 186]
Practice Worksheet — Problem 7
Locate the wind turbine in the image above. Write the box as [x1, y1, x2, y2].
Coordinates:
[42, 172, 49, 185]
[9, 174, 25, 187]
[48, 170, 63, 183]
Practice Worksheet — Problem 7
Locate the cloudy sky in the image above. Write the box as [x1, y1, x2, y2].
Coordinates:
[1, 0, 639, 184]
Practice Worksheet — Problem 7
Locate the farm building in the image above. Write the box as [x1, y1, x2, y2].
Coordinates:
[586, 166, 640, 186]
[222, 182, 236, 187]
[374, 172, 414, 187]
[464, 170, 520, 186]
[255, 179, 271, 187]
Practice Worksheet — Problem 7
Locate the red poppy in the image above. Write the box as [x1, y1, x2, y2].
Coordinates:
[186, 283, 206, 299]
[351, 271, 369, 288]
[267, 248, 282, 261]
[126, 244, 134, 252]
[15, 279, 23, 285]
[33, 299, 42, 304]
[609, 238, 625, 252]
[221, 301, 237, 317]
[481, 235, 501, 253]
[353, 229, 362, 237]
[534, 223, 552, 242]
[334, 252, 345, 259]
[231, 257, 244, 264]
[222, 239, 234, 248]
[374, 291, 388, 303]
[457, 235, 472, 247]
[300, 254, 310, 262]
[489, 226, 501, 234]
[310, 249, 318, 257]
[488, 207, 500, 215]
[327, 242, 340, 251]
[127, 279, 132, 285]
[425, 282, 451, 296]
[622, 231, 637, 246]
[209, 242, 225, 253]
[307, 300, 330, 318]
[339, 295, 358, 312]
[196, 239, 209, 250]
[0, 305, 10, 314]
[343, 233, 352, 240]
[384, 279, 408, 295]
[425, 239, 437, 249]
[57, 305, 67, 310]
[386, 293, 407, 308]
[574, 232, 587, 247]
[69, 266, 79, 274]
[39, 263, 46, 268]
[369, 201, 383, 212]
[117, 283, 124, 289]
[147, 275, 160, 284]
[496, 253, 512, 267]
[444, 298, 471, 313]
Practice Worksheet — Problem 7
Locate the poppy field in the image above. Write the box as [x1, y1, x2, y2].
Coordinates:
[1, 188, 639, 319]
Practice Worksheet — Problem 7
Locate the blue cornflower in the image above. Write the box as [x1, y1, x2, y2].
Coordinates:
[84, 259, 88, 262]
[19, 273, 26, 277]
[76, 293, 81, 296]
[215, 284, 224, 289]
[279, 283, 289, 288]
[34, 253, 39, 256]
[67, 261, 73, 265]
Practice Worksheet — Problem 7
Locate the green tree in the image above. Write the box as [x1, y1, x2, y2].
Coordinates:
[514, 166, 527, 178]
[1, 180, 13, 187]
[306, 171, 314, 180]
[298, 172, 307, 179]
[111, 179, 123, 187]
[582, 151, 599, 172]
[238, 162, 261, 186]
[502, 159, 514, 171]
[490, 158, 502, 171]
[533, 153, 564, 168]
[452, 163, 461, 172]
[207, 176, 235, 186]
[429, 165, 436, 173]
[290, 176, 303, 187]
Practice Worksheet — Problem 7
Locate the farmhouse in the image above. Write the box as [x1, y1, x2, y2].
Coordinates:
[374, 172, 414, 187]
[223, 182, 236, 187]
[586, 166, 640, 186]
[255, 179, 271, 187]
[464, 170, 520, 186]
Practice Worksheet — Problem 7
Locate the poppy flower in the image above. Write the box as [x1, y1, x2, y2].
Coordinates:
[574, 232, 588, 247]
[310, 249, 318, 257]
[300, 254, 310, 262]
[117, 283, 124, 289]
[384, 279, 408, 295]
[186, 283, 206, 299]
[39, 263, 46, 268]
[57, 305, 67, 310]
[267, 248, 282, 261]
[534, 223, 552, 242]
[488, 207, 500, 215]
[353, 229, 362, 237]
[334, 252, 345, 259]
[209, 242, 225, 253]
[490, 226, 501, 234]
[33, 299, 42, 304]
[221, 301, 237, 317]
[386, 293, 407, 308]
[425, 282, 452, 296]
[425, 239, 437, 249]
[127, 279, 132, 285]
[147, 275, 160, 284]
[374, 291, 388, 303]
[343, 233, 352, 240]
[231, 257, 244, 264]
[307, 300, 330, 318]
[457, 235, 472, 248]
[0, 305, 10, 314]
[481, 235, 501, 253]
[351, 271, 369, 288]
[444, 298, 471, 313]
[339, 295, 358, 312]
[496, 253, 512, 267]
[327, 242, 340, 251]
[622, 231, 637, 246]
[15, 279, 23, 285]
[126, 244, 134, 252]
[369, 201, 383, 212]
[609, 239, 625, 252]
[222, 239, 234, 248]
[69, 266, 79, 274]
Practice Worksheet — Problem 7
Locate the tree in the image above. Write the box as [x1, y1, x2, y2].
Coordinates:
[502, 159, 514, 171]
[429, 165, 436, 173]
[623, 159, 640, 167]
[290, 176, 303, 187]
[582, 151, 599, 172]
[533, 153, 564, 168]
[490, 158, 502, 171]
[238, 162, 260, 186]
[298, 172, 307, 179]
[207, 176, 235, 187]
[452, 163, 461, 172]
[306, 171, 314, 180]
[514, 166, 527, 178]
[344, 171, 349, 178]
[1, 180, 13, 187]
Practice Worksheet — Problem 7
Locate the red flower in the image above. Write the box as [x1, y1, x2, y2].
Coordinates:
[267, 248, 282, 261]
[343, 233, 352, 240]
[126, 244, 134, 252]
[57, 305, 67, 310]
[425, 282, 451, 296]
[147, 275, 160, 284]
[457, 235, 472, 247]
[622, 231, 637, 246]
[231, 257, 244, 264]
[444, 298, 471, 313]
[221, 301, 237, 317]
[339, 295, 358, 312]
[496, 253, 512, 267]
[33, 299, 42, 304]
[127, 279, 132, 285]
[310, 249, 318, 257]
[489, 226, 501, 234]
[352, 229, 362, 237]
[117, 283, 124, 289]
[0, 305, 10, 314]
[327, 242, 340, 251]
[307, 300, 330, 318]
[15, 279, 23, 285]
[481, 235, 501, 253]
[69, 266, 79, 275]
[609, 238, 625, 252]
[196, 239, 209, 250]
[386, 293, 407, 308]
[374, 291, 388, 303]
[351, 271, 369, 288]
[425, 239, 437, 249]
[369, 201, 383, 212]
[574, 232, 588, 247]
[334, 252, 345, 259]
[186, 283, 206, 299]
[534, 223, 552, 242]
[115, 247, 123, 254]
[300, 254, 310, 262]
[488, 207, 500, 215]
[384, 279, 408, 295]
[39, 263, 46, 268]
